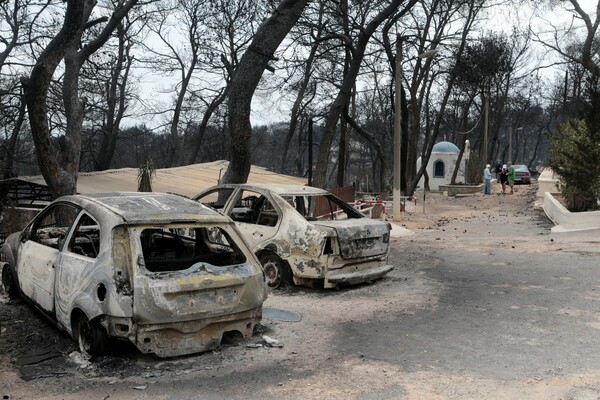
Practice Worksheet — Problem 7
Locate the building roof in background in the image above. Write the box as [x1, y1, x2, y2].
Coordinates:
[16, 160, 307, 198]
[432, 141, 460, 153]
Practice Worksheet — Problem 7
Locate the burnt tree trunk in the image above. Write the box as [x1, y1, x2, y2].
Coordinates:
[344, 108, 389, 193]
[95, 22, 132, 171]
[20, 0, 88, 199]
[222, 0, 309, 185]
[407, 0, 481, 195]
[188, 84, 230, 164]
[21, 0, 139, 199]
[312, 0, 417, 189]
[278, 11, 322, 173]
[450, 93, 476, 184]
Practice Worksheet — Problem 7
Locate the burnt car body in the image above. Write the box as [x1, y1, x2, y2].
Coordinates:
[0, 193, 266, 358]
[513, 164, 532, 184]
[194, 184, 394, 289]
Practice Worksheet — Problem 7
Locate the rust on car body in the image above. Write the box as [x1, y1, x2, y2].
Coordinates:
[1, 192, 266, 358]
[194, 184, 394, 289]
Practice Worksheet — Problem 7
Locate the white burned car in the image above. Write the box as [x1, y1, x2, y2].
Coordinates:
[0, 193, 266, 358]
[194, 184, 394, 289]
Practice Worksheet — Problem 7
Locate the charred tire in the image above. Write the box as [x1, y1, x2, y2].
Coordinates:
[75, 314, 108, 358]
[260, 253, 292, 289]
[1, 265, 18, 300]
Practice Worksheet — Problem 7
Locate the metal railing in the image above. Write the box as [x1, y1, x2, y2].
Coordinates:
[353, 196, 416, 219]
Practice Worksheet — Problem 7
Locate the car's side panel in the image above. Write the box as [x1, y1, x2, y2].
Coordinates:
[221, 190, 326, 279]
[54, 252, 106, 334]
[17, 240, 58, 313]
[234, 222, 277, 250]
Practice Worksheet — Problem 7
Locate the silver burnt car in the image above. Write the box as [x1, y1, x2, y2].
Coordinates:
[194, 184, 394, 289]
[1, 192, 266, 358]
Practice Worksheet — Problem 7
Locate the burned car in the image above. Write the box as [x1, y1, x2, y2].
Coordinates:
[194, 184, 394, 289]
[0, 192, 266, 358]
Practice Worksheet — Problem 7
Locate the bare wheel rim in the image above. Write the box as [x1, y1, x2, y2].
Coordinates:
[78, 317, 94, 355]
[263, 260, 282, 288]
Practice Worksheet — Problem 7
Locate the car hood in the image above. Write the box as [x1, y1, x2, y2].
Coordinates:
[313, 219, 390, 259]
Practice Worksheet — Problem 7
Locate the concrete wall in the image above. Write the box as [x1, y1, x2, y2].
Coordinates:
[537, 168, 600, 233]
[438, 184, 483, 197]
[536, 168, 559, 207]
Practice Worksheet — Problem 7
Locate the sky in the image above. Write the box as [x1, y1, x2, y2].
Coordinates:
[120, 0, 597, 130]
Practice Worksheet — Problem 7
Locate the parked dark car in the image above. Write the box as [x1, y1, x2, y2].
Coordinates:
[513, 164, 532, 184]
[1, 192, 266, 358]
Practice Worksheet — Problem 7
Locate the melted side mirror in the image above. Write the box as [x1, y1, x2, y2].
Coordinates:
[20, 227, 31, 243]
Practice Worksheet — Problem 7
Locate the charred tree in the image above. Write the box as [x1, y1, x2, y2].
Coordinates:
[21, 0, 139, 199]
[222, 0, 309, 185]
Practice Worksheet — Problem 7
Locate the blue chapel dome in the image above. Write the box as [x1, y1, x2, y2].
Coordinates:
[432, 141, 460, 153]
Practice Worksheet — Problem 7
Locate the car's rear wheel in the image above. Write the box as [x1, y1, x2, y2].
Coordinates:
[75, 314, 107, 358]
[1, 265, 18, 300]
[260, 253, 292, 289]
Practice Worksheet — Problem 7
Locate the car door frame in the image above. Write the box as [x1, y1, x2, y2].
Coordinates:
[54, 210, 105, 332]
[16, 202, 81, 316]
[220, 188, 282, 251]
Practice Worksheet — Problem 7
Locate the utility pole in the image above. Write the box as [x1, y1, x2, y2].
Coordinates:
[392, 37, 437, 221]
[484, 94, 489, 164]
[508, 122, 512, 163]
[513, 126, 523, 163]
[393, 35, 403, 221]
[308, 118, 313, 187]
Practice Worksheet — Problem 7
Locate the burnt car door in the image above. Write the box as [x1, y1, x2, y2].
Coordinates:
[225, 190, 280, 250]
[17, 203, 80, 314]
[196, 188, 281, 250]
[54, 212, 103, 330]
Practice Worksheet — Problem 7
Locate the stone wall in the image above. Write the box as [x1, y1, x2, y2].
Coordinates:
[438, 184, 484, 197]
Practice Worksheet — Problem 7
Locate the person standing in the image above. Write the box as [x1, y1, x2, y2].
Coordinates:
[494, 160, 502, 179]
[484, 164, 492, 195]
[499, 164, 508, 194]
[507, 161, 515, 194]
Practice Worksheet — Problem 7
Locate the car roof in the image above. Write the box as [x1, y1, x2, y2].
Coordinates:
[205, 183, 329, 196]
[59, 192, 228, 224]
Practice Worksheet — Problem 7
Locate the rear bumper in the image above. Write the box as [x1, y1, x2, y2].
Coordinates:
[325, 262, 394, 288]
[130, 308, 262, 358]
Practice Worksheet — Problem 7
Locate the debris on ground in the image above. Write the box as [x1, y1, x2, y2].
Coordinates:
[262, 335, 283, 348]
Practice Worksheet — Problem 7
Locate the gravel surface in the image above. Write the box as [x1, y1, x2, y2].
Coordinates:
[2, 181, 600, 399]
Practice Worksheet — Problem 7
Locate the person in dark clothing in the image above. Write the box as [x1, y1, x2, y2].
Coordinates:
[499, 164, 508, 194]
[494, 160, 502, 179]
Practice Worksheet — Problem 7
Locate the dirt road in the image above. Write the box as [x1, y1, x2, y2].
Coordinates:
[2, 182, 600, 399]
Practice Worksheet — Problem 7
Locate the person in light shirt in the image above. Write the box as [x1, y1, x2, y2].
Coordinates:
[483, 164, 492, 195]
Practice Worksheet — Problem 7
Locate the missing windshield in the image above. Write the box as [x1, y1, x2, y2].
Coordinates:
[282, 194, 363, 221]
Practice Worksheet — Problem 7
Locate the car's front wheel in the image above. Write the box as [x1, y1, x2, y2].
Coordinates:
[75, 314, 107, 358]
[260, 253, 292, 289]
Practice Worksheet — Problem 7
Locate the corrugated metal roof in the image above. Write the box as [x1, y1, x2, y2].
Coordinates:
[17, 160, 307, 198]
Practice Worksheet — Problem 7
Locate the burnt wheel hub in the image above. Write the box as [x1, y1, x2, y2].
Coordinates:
[263, 261, 281, 287]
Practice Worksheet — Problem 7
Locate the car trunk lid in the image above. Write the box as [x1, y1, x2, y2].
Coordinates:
[314, 219, 390, 259]
[133, 262, 259, 324]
